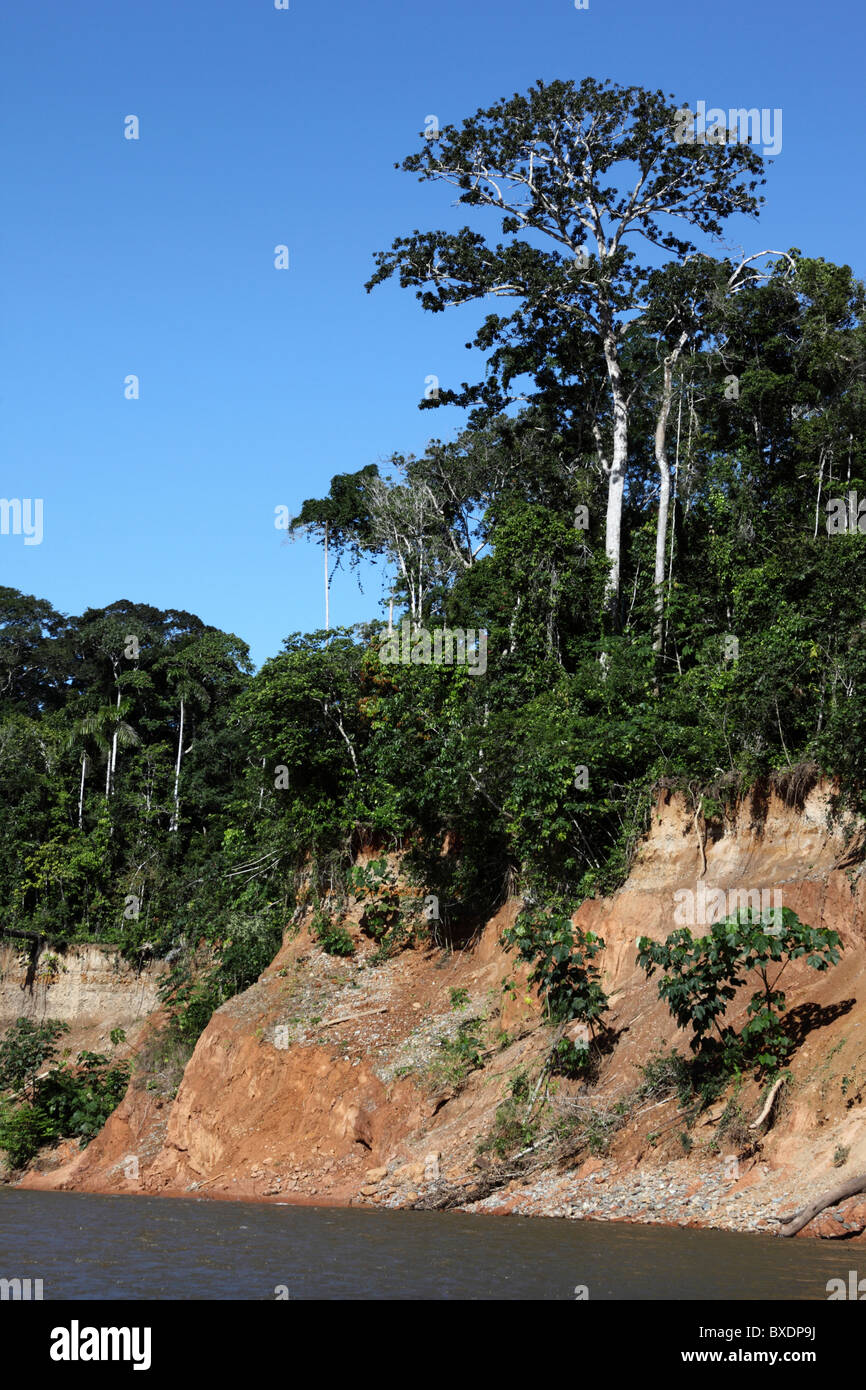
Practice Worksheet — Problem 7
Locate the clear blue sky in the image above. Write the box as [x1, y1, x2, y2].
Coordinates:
[3, 0, 863, 667]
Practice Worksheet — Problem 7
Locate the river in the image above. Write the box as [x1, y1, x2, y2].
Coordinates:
[0, 1188, 855, 1299]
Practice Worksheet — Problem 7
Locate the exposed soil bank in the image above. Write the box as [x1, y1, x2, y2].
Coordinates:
[0, 941, 163, 1049]
[14, 783, 866, 1240]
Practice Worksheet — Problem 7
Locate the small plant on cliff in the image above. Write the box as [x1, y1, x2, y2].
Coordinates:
[429, 1018, 486, 1090]
[349, 859, 429, 960]
[635, 1048, 692, 1106]
[637, 907, 842, 1079]
[549, 1035, 595, 1079]
[502, 906, 609, 1029]
[350, 859, 402, 940]
[159, 909, 284, 1042]
[839, 1066, 864, 1106]
[478, 1069, 543, 1161]
[479, 1096, 539, 1160]
[312, 909, 355, 957]
[715, 1096, 753, 1152]
[35, 952, 66, 986]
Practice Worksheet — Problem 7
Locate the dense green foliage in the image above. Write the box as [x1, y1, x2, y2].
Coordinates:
[0, 77, 863, 1074]
[4, 252, 861, 968]
[158, 911, 285, 1043]
[0, 1018, 130, 1168]
[0, 1017, 69, 1096]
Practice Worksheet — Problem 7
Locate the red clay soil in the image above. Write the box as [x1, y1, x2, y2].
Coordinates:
[17, 783, 866, 1239]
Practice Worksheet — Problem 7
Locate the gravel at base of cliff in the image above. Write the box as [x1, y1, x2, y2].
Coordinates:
[457, 1160, 865, 1235]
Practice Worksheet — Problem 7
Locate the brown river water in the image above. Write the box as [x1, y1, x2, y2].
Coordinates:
[0, 1187, 858, 1299]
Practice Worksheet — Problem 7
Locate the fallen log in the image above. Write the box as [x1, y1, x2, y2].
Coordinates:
[195, 1170, 229, 1190]
[412, 1170, 516, 1211]
[777, 1172, 866, 1237]
[411, 1151, 534, 1211]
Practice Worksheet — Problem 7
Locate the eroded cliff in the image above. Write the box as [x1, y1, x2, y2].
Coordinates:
[16, 782, 866, 1238]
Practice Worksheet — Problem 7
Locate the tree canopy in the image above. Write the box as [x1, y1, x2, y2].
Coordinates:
[0, 76, 863, 1054]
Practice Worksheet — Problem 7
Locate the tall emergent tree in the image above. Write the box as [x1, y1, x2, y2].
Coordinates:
[291, 465, 382, 629]
[367, 77, 768, 621]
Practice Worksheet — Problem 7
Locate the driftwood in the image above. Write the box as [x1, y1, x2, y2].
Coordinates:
[750, 1077, 785, 1130]
[777, 1172, 866, 1237]
[315, 1006, 389, 1030]
[195, 1170, 229, 1189]
[412, 1167, 522, 1211]
[412, 1135, 558, 1212]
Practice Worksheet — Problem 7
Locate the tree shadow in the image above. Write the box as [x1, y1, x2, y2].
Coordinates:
[785, 998, 856, 1049]
[584, 1024, 629, 1081]
[593, 1022, 628, 1056]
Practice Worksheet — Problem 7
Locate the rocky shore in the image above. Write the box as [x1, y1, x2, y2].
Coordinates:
[349, 1154, 866, 1240]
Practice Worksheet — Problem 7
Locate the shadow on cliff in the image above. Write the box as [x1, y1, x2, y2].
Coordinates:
[786, 998, 856, 1049]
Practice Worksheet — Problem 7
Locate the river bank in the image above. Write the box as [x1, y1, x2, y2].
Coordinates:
[8, 784, 866, 1245]
[13, 1136, 866, 1243]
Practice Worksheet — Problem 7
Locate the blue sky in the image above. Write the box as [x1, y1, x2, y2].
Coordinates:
[3, 0, 863, 667]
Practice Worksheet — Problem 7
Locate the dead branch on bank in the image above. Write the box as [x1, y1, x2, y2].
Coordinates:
[776, 1173, 866, 1237]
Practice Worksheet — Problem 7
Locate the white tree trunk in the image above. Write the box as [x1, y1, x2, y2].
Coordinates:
[602, 320, 629, 617]
[654, 337, 687, 653]
[604, 405, 628, 614]
[170, 696, 185, 832]
[813, 445, 826, 540]
[324, 521, 330, 632]
[654, 453, 670, 651]
[108, 687, 121, 797]
[78, 754, 87, 830]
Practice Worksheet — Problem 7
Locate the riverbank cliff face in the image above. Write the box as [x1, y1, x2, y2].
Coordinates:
[0, 942, 162, 1041]
[13, 783, 866, 1239]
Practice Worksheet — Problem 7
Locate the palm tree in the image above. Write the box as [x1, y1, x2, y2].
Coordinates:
[68, 700, 139, 826]
[104, 693, 140, 797]
[66, 715, 107, 830]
